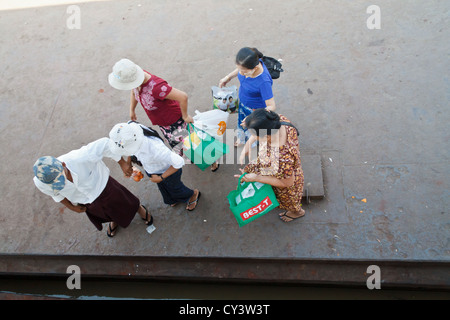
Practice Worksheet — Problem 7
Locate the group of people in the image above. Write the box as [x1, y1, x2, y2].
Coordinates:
[33, 47, 305, 238]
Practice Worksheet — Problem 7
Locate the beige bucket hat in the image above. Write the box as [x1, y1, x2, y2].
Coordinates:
[108, 58, 145, 90]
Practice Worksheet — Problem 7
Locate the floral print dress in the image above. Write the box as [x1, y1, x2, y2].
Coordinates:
[244, 115, 304, 212]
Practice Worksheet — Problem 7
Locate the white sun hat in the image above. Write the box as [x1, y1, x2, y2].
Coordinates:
[108, 58, 145, 90]
[109, 122, 144, 156]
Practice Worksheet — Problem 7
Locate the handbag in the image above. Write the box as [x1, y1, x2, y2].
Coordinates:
[183, 124, 229, 171]
[211, 86, 239, 113]
[261, 56, 284, 79]
[227, 173, 280, 227]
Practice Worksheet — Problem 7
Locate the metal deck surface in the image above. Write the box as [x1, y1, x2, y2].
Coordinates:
[0, 0, 449, 290]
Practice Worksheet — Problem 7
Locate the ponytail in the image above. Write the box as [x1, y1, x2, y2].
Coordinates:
[236, 47, 264, 69]
[127, 120, 164, 142]
[245, 109, 299, 137]
[245, 109, 280, 137]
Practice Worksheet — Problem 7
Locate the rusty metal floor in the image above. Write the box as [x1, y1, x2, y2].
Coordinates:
[0, 0, 449, 290]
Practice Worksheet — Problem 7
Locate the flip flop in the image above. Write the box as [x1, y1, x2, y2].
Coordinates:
[186, 191, 201, 211]
[279, 210, 305, 222]
[211, 163, 220, 172]
[106, 222, 118, 237]
[140, 205, 153, 226]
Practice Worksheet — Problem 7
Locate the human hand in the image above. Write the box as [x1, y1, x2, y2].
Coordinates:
[234, 168, 245, 178]
[183, 115, 194, 124]
[240, 116, 248, 129]
[120, 161, 133, 177]
[241, 173, 259, 183]
[234, 169, 259, 183]
[218, 76, 229, 88]
[130, 110, 137, 121]
[150, 174, 163, 183]
[72, 204, 87, 213]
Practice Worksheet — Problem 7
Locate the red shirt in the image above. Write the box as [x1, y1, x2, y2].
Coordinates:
[133, 71, 182, 126]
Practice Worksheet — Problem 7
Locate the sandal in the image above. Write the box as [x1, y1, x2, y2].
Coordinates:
[186, 191, 201, 211]
[211, 163, 220, 172]
[279, 210, 305, 222]
[140, 205, 153, 226]
[106, 222, 118, 237]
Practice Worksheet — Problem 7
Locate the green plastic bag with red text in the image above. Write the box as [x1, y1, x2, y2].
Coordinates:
[227, 173, 280, 227]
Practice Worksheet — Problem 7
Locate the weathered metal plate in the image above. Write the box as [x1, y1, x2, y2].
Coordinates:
[301, 154, 324, 199]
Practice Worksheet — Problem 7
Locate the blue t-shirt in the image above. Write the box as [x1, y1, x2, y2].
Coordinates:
[237, 59, 273, 109]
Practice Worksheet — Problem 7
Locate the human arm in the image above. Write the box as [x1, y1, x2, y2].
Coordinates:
[265, 97, 276, 111]
[60, 198, 86, 213]
[165, 88, 193, 123]
[75, 138, 132, 177]
[146, 139, 185, 183]
[234, 169, 295, 188]
[239, 135, 258, 164]
[219, 68, 239, 88]
[130, 90, 139, 121]
[149, 165, 179, 183]
[118, 156, 133, 177]
[259, 79, 276, 111]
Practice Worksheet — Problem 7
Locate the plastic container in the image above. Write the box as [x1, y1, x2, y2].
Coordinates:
[131, 166, 144, 182]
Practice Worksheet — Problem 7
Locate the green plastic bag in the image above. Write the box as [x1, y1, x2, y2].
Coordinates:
[227, 173, 280, 227]
[183, 124, 229, 171]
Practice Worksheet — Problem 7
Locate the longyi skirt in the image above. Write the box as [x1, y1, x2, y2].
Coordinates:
[84, 176, 140, 231]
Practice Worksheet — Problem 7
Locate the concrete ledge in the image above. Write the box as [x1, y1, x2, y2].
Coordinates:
[1, 254, 449, 290]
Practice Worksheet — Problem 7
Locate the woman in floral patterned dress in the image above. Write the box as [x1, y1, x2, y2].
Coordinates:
[236, 109, 305, 222]
[109, 58, 193, 155]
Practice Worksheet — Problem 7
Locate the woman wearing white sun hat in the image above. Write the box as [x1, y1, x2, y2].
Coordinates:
[109, 58, 193, 156]
[109, 122, 201, 211]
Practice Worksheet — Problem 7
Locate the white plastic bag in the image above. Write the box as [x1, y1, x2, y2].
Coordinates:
[235, 183, 256, 205]
[212, 86, 238, 113]
[241, 184, 256, 199]
[193, 109, 229, 139]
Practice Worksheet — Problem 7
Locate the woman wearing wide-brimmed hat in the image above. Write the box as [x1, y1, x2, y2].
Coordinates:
[109, 122, 201, 211]
[108, 58, 193, 156]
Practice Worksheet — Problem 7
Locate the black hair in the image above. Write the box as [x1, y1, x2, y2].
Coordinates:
[244, 109, 281, 137]
[245, 109, 300, 137]
[128, 120, 164, 142]
[236, 47, 264, 69]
